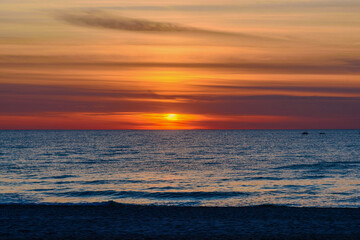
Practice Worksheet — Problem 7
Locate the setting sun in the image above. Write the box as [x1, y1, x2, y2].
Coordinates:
[139, 113, 200, 129]
[166, 114, 178, 121]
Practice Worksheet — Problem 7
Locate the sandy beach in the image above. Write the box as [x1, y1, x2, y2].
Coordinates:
[1, 203, 359, 240]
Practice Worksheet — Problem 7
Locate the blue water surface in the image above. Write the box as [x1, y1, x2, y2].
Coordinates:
[0, 130, 359, 207]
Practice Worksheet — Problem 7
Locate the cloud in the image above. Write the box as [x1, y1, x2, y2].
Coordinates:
[1, 82, 359, 120]
[2, 54, 360, 74]
[194, 84, 360, 95]
[56, 10, 276, 41]
[0, 83, 173, 100]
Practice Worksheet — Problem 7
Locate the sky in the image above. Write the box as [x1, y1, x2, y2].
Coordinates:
[0, 0, 359, 129]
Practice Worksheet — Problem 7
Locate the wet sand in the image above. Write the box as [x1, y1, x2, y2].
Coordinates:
[1, 204, 359, 239]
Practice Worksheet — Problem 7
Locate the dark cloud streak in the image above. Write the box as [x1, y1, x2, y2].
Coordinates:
[56, 11, 277, 41]
[195, 84, 360, 94]
[2, 55, 360, 74]
[1, 83, 359, 120]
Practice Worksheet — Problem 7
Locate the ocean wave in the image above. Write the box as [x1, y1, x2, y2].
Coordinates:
[0, 201, 358, 209]
[0, 193, 40, 203]
[48, 190, 252, 199]
[275, 161, 360, 170]
[243, 176, 285, 181]
[40, 175, 76, 179]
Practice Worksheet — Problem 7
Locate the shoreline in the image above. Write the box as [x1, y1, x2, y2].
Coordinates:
[1, 204, 359, 239]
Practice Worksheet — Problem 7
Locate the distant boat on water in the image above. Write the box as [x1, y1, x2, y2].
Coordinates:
[302, 131, 309, 135]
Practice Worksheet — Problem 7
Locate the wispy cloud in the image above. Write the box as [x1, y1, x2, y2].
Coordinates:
[56, 10, 276, 41]
[194, 84, 360, 95]
[1, 82, 359, 118]
[2, 55, 360, 74]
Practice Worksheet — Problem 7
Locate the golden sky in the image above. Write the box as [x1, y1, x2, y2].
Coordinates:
[1, 0, 359, 129]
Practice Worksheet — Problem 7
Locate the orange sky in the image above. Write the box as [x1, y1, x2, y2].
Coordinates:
[0, 0, 359, 129]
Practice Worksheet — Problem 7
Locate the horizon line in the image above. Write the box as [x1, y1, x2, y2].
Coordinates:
[1, 129, 359, 131]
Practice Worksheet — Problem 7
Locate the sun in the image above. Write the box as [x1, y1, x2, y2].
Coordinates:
[166, 114, 178, 121]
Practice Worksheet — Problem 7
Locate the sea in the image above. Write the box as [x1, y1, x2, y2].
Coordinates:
[0, 130, 359, 207]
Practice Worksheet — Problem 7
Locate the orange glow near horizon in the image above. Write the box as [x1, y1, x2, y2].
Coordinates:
[140, 113, 199, 130]
[2, 112, 356, 130]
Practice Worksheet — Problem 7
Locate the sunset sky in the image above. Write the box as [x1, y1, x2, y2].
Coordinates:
[1, 0, 359, 129]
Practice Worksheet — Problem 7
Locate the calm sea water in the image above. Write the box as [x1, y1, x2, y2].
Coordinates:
[0, 130, 359, 207]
